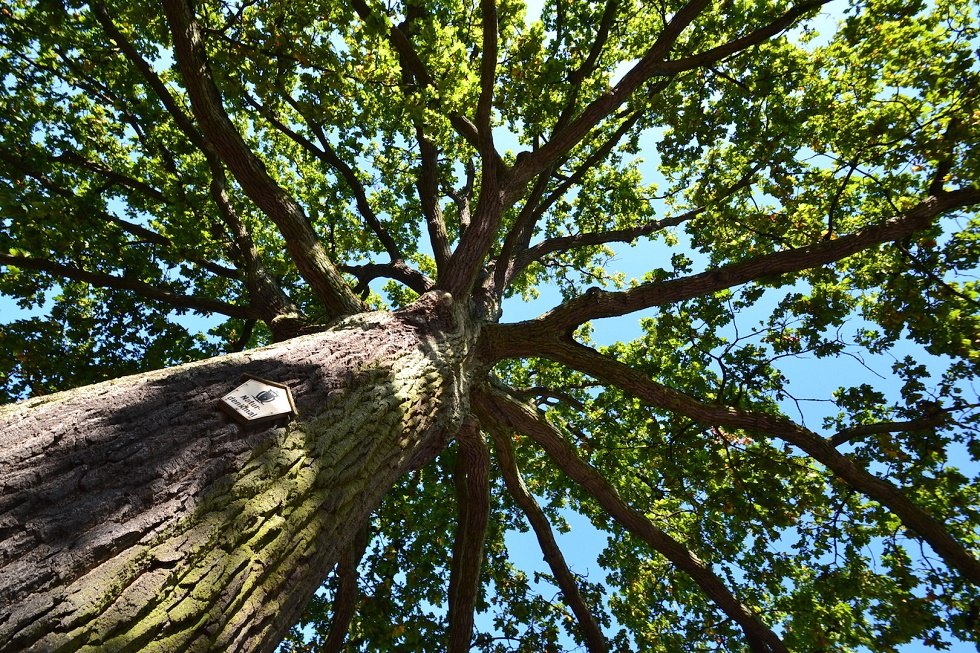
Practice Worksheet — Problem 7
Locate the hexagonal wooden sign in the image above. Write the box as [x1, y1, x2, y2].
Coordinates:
[219, 374, 297, 427]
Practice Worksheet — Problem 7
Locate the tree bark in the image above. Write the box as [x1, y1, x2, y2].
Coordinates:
[0, 292, 473, 653]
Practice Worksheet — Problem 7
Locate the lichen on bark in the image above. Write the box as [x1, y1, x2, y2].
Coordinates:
[0, 292, 476, 652]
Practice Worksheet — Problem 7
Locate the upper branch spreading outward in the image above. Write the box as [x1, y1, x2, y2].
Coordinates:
[256, 93, 405, 265]
[473, 385, 789, 653]
[93, 1, 302, 334]
[161, 0, 364, 318]
[348, 0, 497, 163]
[0, 253, 258, 320]
[485, 189, 980, 345]
[506, 0, 831, 192]
[476, 0, 498, 146]
[496, 339, 980, 586]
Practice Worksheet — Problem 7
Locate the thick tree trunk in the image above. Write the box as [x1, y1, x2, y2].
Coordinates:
[0, 292, 473, 652]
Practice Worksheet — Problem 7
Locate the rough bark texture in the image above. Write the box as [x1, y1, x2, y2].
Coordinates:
[0, 292, 473, 653]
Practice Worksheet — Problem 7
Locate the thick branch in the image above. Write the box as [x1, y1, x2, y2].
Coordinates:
[0, 254, 257, 320]
[476, 0, 498, 142]
[555, 0, 620, 131]
[162, 0, 364, 317]
[486, 189, 980, 345]
[447, 419, 491, 653]
[208, 164, 305, 338]
[415, 126, 453, 272]
[486, 424, 609, 653]
[473, 385, 788, 653]
[321, 522, 370, 653]
[340, 262, 435, 297]
[348, 0, 495, 160]
[520, 340, 980, 586]
[492, 102, 650, 294]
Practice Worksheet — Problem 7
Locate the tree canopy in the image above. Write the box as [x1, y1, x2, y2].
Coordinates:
[1, 0, 979, 650]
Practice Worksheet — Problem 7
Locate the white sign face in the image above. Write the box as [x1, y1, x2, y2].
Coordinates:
[220, 377, 295, 424]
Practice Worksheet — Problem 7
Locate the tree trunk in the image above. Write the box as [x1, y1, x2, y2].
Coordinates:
[0, 292, 473, 653]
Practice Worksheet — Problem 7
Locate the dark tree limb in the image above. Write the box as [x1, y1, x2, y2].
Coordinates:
[485, 189, 980, 344]
[226, 319, 257, 353]
[321, 521, 371, 653]
[348, 0, 495, 162]
[386, 3, 453, 274]
[557, 0, 620, 129]
[415, 125, 453, 273]
[446, 158, 475, 233]
[0, 254, 258, 320]
[472, 385, 789, 653]
[162, 0, 364, 318]
[506, 157, 762, 284]
[447, 419, 491, 653]
[515, 212, 695, 277]
[340, 262, 435, 297]
[277, 93, 406, 265]
[492, 164, 559, 293]
[829, 413, 949, 447]
[506, 339, 980, 586]
[485, 423, 609, 653]
[208, 164, 306, 339]
[476, 0, 498, 142]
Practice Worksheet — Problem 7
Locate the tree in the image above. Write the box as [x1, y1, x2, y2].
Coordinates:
[1, 0, 978, 650]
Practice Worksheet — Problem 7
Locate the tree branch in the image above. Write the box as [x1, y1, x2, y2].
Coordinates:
[509, 339, 980, 586]
[51, 149, 166, 204]
[340, 262, 435, 297]
[0, 149, 241, 282]
[208, 163, 306, 339]
[486, 189, 980, 344]
[495, 85, 679, 294]
[348, 0, 496, 161]
[486, 423, 610, 652]
[0, 253, 257, 320]
[447, 419, 491, 653]
[507, 0, 829, 191]
[94, 0, 324, 333]
[829, 413, 948, 448]
[507, 157, 762, 285]
[415, 125, 453, 273]
[476, 0, 498, 143]
[473, 385, 788, 653]
[275, 93, 406, 264]
[90, 0, 207, 151]
[162, 0, 365, 318]
[515, 212, 696, 279]
[321, 521, 370, 653]
[553, 0, 620, 132]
